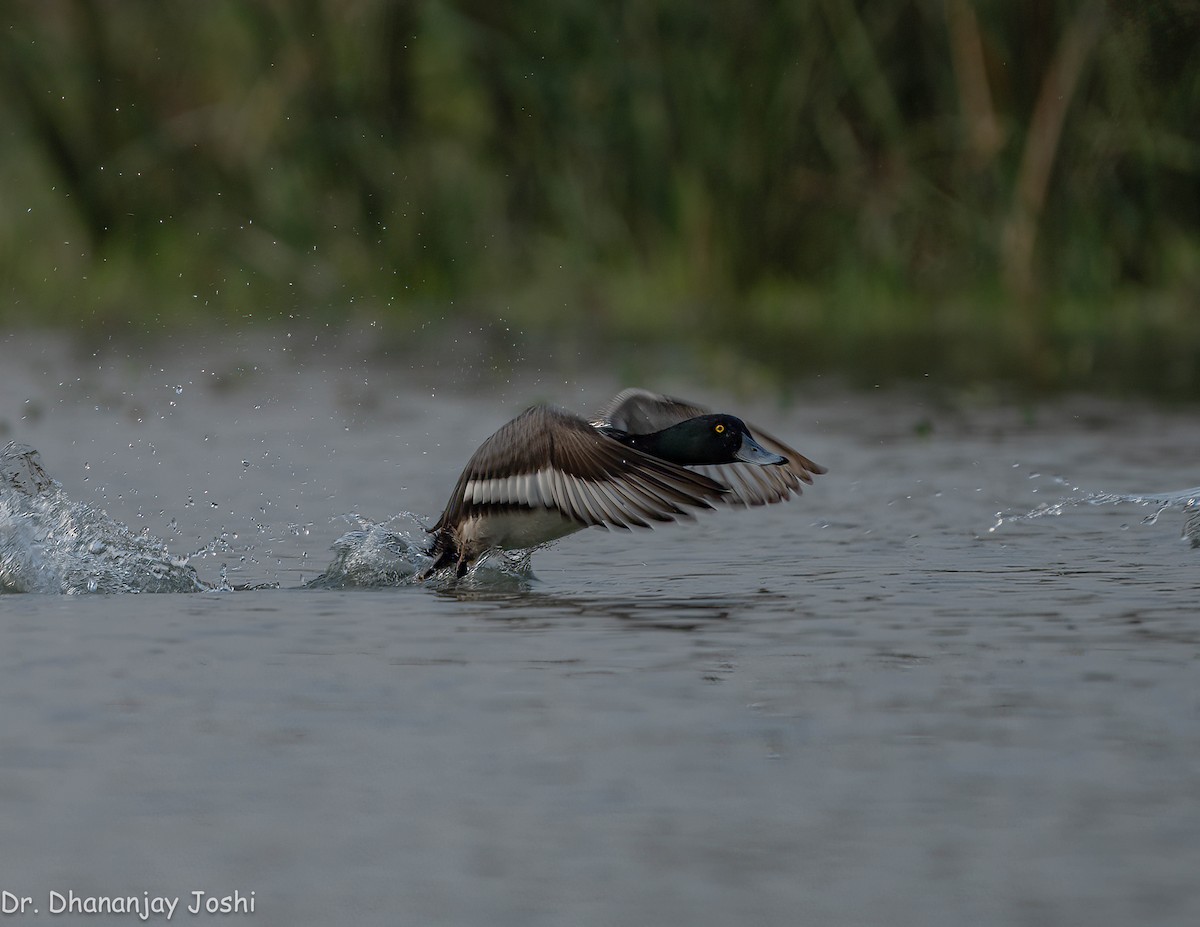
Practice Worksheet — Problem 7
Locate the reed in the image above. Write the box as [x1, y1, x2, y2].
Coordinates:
[1, 0, 1196, 393]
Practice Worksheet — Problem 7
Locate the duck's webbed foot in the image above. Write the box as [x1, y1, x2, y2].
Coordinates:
[417, 534, 458, 582]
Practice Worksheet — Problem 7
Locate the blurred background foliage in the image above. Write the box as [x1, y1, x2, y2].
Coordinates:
[1, 0, 1198, 392]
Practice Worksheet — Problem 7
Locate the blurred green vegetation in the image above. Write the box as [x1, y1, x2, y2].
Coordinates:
[1, 0, 1198, 393]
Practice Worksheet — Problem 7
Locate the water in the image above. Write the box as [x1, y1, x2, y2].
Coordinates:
[1, 330, 1199, 926]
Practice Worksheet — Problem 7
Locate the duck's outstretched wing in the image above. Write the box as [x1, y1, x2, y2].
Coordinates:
[598, 388, 828, 507]
[431, 405, 728, 533]
[597, 388, 711, 433]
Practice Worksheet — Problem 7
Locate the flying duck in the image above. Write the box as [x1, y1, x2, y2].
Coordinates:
[420, 388, 826, 578]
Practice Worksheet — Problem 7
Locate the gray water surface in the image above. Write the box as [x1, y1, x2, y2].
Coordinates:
[1, 331, 1198, 926]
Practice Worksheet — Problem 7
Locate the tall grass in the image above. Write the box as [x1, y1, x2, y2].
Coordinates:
[1, 0, 1197, 392]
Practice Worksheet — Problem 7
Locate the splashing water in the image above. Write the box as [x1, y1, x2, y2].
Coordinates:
[303, 512, 536, 589]
[0, 442, 210, 594]
[1, 443, 538, 594]
[991, 475, 1200, 546]
[302, 514, 429, 588]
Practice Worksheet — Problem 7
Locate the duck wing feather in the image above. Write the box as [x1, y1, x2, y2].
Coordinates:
[431, 404, 728, 533]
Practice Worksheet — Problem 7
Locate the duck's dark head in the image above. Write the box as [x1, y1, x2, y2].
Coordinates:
[634, 414, 787, 467]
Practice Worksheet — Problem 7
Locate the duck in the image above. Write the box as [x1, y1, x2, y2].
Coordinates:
[420, 388, 826, 578]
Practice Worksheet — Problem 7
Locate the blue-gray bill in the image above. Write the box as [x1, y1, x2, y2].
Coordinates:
[733, 433, 787, 466]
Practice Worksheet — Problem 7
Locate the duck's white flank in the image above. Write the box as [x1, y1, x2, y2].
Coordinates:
[454, 506, 584, 552]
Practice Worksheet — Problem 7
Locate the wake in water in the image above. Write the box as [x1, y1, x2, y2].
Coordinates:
[991, 476, 1200, 547]
[1, 442, 532, 594]
[1, 442, 211, 594]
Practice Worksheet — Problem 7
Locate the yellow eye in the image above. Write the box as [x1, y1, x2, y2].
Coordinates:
[715, 424, 725, 434]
